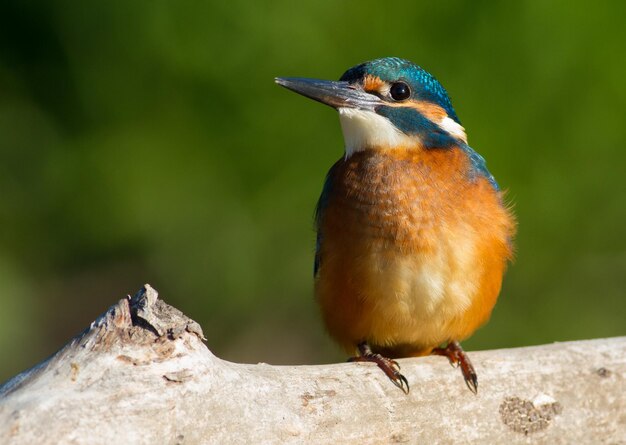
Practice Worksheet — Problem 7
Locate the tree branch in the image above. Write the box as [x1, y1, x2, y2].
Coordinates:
[0, 285, 624, 444]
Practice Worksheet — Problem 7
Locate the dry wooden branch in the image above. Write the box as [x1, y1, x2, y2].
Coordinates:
[0, 285, 624, 444]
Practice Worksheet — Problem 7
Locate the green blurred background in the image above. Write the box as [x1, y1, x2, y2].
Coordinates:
[1, 1, 625, 382]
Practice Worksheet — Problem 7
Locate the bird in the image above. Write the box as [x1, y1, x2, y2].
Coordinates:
[275, 57, 515, 394]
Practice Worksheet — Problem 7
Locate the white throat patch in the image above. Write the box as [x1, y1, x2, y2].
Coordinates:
[338, 108, 415, 157]
[337, 107, 467, 157]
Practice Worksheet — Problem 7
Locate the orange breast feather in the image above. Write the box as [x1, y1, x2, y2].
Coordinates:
[314, 147, 515, 357]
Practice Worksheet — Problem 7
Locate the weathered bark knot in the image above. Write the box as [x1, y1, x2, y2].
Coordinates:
[87, 284, 205, 352]
[129, 284, 205, 341]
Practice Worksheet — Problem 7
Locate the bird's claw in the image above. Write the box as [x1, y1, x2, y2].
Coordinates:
[392, 372, 410, 394]
[432, 341, 478, 394]
[464, 368, 478, 394]
[350, 350, 410, 394]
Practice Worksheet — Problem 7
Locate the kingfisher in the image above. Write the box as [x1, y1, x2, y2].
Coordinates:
[275, 57, 515, 394]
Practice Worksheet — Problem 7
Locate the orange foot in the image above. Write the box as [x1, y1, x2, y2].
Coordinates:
[432, 341, 478, 394]
[349, 342, 409, 394]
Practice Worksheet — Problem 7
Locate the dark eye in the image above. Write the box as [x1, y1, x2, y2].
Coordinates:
[389, 82, 411, 101]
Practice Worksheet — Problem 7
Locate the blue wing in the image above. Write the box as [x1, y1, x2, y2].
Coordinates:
[314, 168, 334, 277]
[459, 142, 499, 190]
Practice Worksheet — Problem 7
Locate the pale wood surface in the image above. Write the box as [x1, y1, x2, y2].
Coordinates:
[0, 285, 624, 444]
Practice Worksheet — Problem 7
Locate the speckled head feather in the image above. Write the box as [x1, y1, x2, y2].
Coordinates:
[340, 57, 460, 124]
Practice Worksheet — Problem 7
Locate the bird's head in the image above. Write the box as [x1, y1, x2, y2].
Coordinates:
[276, 57, 467, 157]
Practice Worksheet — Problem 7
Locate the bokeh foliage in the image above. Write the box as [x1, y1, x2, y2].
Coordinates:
[1, 1, 625, 381]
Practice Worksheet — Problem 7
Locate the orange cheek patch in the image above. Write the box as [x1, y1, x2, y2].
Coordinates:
[383, 98, 447, 120]
[362, 74, 386, 93]
[412, 101, 448, 121]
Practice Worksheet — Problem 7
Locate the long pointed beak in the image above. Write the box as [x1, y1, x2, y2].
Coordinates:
[275, 77, 380, 110]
